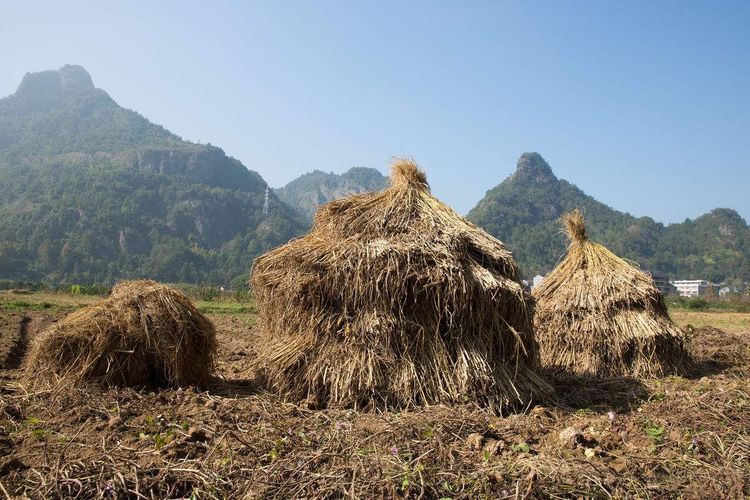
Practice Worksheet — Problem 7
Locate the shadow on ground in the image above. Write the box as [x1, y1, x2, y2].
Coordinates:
[208, 376, 263, 398]
[543, 369, 648, 412]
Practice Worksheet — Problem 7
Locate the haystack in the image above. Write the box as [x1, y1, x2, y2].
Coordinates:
[24, 280, 216, 388]
[533, 210, 691, 377]
[251, 159, 549, 411]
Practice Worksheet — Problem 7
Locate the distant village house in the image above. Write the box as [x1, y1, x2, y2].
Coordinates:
[671, 280, 710, 297]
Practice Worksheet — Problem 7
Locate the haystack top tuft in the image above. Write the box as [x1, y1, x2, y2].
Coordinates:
[251, 158, 549, 412]
[562, 208, 588, 244]
[390, 158, 429, 191]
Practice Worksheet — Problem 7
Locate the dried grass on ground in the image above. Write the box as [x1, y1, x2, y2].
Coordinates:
[672, 310, 750, 334]
[533, 210, 692, 378]
[251, 159, 548, 412]
[1, 310, 748, 499]
[22, 280, 216, 389]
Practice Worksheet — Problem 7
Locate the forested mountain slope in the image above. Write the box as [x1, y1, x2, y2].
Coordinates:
[0, 65, 305, 285]
[276, 167, 388, 221]
[467, 153, 750, 283]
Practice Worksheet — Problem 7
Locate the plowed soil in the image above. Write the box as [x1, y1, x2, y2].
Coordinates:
[1, 305, 749, 498]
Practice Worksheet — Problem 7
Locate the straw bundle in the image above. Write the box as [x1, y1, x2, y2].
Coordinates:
[23, 280, 216, 388]
[251, 159, 549, 412]
[533, 210, 691, 377]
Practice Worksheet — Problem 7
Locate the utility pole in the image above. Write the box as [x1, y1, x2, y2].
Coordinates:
[262, 186, 270, 217]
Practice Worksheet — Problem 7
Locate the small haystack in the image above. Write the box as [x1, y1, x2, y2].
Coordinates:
[533, 210, 691, 377]
[251, 159, 549, 412]
[24, 280, 216, 388]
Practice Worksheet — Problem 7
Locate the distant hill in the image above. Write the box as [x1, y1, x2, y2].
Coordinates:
[467, 153, 750, 284]
[0, 65, 306, 285]
[276, 167, 388, 221]
[1, 67, 746, 286]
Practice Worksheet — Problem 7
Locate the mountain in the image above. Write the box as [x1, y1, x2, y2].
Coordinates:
[467, 153, 750, 284]
[2, 67, 746, 286]
[276, 167, 388, 221]
[0, 65, 306, 285]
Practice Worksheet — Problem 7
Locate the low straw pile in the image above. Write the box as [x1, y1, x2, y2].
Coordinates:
[251, 159, 549, 412]
[533, 210, 691, 377]
[23, 280, 216, 388]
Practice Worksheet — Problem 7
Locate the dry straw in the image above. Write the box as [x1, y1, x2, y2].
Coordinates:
[533, 209, 692, 377]
[251, 158, 549, 412]
[23, 280, 216, 389]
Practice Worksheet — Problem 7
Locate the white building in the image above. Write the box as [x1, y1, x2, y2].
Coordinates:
[671, 280, 709, 297]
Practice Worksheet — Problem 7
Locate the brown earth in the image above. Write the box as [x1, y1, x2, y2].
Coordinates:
[1, 309, 749, 499]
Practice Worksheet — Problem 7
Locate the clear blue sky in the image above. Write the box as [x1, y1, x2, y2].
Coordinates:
[3, 1, 748, 223]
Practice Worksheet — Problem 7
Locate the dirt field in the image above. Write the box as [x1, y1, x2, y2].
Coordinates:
[1, 294, 749, 498]
[671, 309, 750, 334]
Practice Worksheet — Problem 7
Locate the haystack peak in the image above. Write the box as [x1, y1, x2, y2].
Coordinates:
[562, 209, 588, 244]
[390, 158, 430, 191]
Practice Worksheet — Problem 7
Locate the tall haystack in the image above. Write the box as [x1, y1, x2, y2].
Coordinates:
[24, 280, 216, 388]
[251, 159, 549, 412]
[533, 210, 691, 377]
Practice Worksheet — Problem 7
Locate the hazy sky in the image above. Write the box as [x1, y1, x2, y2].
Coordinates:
[2, 1, 748, 223]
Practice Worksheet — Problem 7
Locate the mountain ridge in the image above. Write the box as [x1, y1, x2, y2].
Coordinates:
[0, 65, 305, 285]
[1, 66, 746, 286]
[275, 166, 388, 221]
[467, 153, 749, 283]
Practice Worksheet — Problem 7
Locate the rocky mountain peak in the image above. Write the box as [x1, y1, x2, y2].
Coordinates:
[56, 65, 94, 91]
[276, 166, 388, 221]
[13, 64, 95, 102]
[512, 152, 556, 182]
